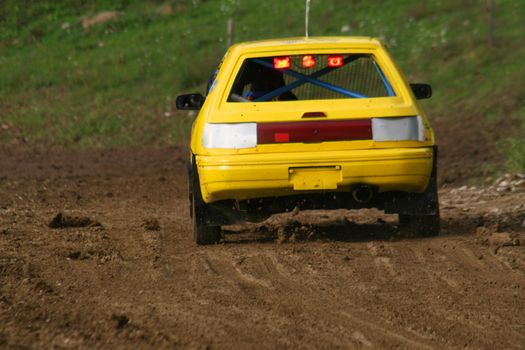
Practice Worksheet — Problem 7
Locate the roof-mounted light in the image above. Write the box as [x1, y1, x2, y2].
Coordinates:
[327, 55, 344, 67]
[302, 55, 316, 68]
[273, 56, 291, 69]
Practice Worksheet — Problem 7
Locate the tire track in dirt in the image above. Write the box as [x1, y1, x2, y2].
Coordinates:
[377, 239, 525, 347]
[183, 243, 435, 348]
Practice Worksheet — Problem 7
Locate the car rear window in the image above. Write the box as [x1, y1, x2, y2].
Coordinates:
[228, 54, 395, 102]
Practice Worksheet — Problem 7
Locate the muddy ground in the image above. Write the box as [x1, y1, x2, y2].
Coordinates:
[1, 146, 524, 349]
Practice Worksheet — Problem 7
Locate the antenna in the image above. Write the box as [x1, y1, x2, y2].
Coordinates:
[305, 0, 311, 38]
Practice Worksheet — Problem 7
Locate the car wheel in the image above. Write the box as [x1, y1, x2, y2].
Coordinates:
[398, 156, 440, 237]
[191, 167, 221, 245]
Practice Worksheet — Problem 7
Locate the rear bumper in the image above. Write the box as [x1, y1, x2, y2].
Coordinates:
[196, 147, 434, 203]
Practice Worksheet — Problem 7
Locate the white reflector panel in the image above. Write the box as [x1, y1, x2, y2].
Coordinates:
[372, 116, 424, 142]
[203, 123, 257, 149]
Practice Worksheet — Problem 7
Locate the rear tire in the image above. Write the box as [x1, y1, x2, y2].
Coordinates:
[398, 154, 440, 237]
[192, 198, 222, 245]
[190, 166, 221, 245]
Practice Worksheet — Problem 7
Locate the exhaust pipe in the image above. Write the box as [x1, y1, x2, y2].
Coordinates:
[352, 185, 374, 203]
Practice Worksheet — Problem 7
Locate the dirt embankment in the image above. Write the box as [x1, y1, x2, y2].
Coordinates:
[1, 147, 524, 349]
[433, 112, 521, 185]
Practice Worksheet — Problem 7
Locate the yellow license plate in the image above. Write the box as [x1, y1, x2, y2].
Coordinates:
[289, 166, 342, 190]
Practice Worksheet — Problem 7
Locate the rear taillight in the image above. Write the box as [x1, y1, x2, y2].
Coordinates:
[202, 117, 424, 149]
[257, 120, 372, 144]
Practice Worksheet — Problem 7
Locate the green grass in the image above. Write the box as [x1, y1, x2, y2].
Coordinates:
[506, 129, 525, 173]
[0, 0, 524, 165]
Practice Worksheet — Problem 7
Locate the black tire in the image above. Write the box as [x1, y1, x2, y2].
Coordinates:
[190, 166, 221, 245]
[398, 148, 441, 237]
[398, 209, 440, 237]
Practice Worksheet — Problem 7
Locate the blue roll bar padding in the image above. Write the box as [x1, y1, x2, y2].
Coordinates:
[280, 68, 367, 99]
[373, 61, 395, 97]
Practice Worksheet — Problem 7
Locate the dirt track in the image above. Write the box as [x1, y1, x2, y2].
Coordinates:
[1, 147, 524, 349]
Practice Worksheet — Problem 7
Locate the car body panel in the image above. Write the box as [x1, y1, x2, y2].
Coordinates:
[196, 146, 433, 202]
[188, 37, 436, 204]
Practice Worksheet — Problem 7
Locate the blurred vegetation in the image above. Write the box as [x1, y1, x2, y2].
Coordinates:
[0, 0, 523, 170]
[506, 135, 525, 173]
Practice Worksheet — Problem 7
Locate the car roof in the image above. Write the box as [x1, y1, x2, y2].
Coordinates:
[228, 36, 384, 55]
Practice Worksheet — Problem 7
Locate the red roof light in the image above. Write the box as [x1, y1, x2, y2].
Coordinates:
[273, 56, 291, 69]
[327, 55, 344, 67]
[302, 55, 316, 68]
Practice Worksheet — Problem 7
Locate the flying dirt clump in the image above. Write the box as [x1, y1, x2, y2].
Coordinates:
[67, 251, 92, 260]
[143, 218, 161, 231]
[111, 313, 129, 329]
[48, 212, 102, 229]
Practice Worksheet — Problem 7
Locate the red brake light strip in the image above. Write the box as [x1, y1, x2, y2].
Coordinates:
[257, 119, 372, 144]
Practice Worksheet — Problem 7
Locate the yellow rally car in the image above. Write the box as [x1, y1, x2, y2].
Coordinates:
[177, 37, 439, 244]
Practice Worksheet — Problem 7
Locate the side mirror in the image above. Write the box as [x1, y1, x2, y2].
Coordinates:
[176, 93, 205, 110]
[410, 83, 432, 100]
